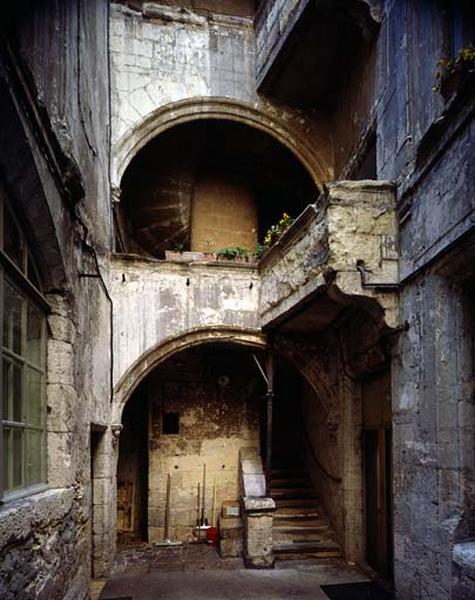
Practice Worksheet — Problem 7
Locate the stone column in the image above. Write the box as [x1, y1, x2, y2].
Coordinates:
[242, 497, 275, 568]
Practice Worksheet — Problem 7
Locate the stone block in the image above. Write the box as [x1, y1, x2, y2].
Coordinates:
[47, 314, 76, 343]
[242, 497, 275, 569]
[137, 56, 152, 69]
[47, 340, 74, 386]
[219, 516, 243, 558]
[92, 477, 110, 506]
[47, 432, 75, 487]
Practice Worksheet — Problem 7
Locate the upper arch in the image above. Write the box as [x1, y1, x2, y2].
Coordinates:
[112, 97, 331, 190]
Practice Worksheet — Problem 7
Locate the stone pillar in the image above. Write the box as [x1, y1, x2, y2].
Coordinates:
[242, 497, 275, 568]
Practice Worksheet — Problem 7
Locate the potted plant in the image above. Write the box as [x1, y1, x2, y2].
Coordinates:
[215, 246, 252, 263]
[433, 45, 475, 102]
[165, 242, 206, 262]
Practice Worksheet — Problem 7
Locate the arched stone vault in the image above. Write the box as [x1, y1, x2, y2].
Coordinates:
[111, 97, 332, 192]
[112, 327, 266, 423]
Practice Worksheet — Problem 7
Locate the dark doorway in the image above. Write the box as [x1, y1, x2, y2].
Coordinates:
[117, 387, 149, 544]
[363, 372, 393, 580]
[271, 364, 305, 467]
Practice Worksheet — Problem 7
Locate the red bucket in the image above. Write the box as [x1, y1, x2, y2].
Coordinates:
[206, 527, 219, 546]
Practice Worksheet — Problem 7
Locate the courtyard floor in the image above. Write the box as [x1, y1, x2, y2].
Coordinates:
[93, 543, 389, 600]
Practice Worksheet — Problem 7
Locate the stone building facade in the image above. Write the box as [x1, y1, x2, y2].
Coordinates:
[0, 1, 474, 599]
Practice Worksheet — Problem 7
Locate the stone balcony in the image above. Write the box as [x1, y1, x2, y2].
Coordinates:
[259, 180, 399, 332]
[255, 0, 381, 105]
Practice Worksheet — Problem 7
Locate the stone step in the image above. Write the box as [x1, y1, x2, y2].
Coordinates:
[273, 526, 332, 543]
[271, 468, 307, 479]
[274, 506, 324, 517]
[274, 515, 328, 527]
[273, 540, 341, 555]
[274, 498, 321, 508]
[270, 488, 318, 499]
[275, 549, 343, 561]
[274, 522, 330, 534]
[270, 477, 312, 488]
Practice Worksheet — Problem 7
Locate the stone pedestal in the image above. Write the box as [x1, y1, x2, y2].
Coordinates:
[242, 497, 275, 568]
[219, 516, 243, 558]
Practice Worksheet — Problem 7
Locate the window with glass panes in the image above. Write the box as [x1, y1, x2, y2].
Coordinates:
[1, 183, 46, 499]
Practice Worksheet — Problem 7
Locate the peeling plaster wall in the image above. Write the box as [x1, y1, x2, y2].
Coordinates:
[110, 256, 261, 387]
[110, 1, 257, 143]
[146, 358, 260, 542]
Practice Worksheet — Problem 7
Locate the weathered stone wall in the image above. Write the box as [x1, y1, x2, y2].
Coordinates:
[301, 377, 345, 546]
[0, 490, 82, 599]
[0, 0, 113, 595]
[110, 0, 257, 144]
[110, 255, 261, 390]
[332, 3, 475, 595]
[393, 272, 474, 599]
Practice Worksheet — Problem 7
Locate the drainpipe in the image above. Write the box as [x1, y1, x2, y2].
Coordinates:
[252, 346, 275, 495]
[265, 348, 274, 495]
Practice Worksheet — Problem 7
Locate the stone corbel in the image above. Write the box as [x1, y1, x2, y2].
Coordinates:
[111, 424, 123, 447]
[111, 186, 122, 205]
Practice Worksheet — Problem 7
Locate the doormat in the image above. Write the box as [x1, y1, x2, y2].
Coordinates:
[321, 582, 393, 600]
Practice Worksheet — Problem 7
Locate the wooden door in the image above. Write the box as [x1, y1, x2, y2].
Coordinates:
[364, 427, 393, 578]
[363, 372, 393, 580]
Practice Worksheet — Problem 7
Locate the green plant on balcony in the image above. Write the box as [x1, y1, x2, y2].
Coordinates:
[172, 241, 185, 253]
[215, 246, 250, 261]
[262, 212, 294, 249]
[433, 45, 475, 101]
[254, 243, 266, 260]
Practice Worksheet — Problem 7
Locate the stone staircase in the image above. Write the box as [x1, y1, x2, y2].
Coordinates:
[270, 466, 342, 561]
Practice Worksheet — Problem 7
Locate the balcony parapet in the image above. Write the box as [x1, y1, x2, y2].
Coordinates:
[259, 180, 399, 330]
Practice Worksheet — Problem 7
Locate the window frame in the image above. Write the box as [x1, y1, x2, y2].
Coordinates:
[0, 187, 49, 503]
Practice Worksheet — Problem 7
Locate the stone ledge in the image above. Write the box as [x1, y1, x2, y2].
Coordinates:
[242, 497, 276, 513]
[453, 541, 475, 578]
[0, 488, 74, 549]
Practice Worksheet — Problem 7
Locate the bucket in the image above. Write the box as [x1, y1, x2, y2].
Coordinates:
[206, 526, 219, 546]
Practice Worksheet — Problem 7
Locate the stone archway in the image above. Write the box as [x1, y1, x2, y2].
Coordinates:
[111, 97, 331, 192]
[113, 327, 267, 424]
[110, 327, 266, 552]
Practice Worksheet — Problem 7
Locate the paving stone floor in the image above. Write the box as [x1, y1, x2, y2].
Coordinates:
[95, 543, 371, 599]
